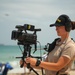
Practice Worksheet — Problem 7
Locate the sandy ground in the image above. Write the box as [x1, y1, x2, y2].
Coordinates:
[7, 68, 75, 75]
[7, 68, 42, 75]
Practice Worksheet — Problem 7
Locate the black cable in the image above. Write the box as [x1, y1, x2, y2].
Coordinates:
[37, 41, 42, 60]
[18, 45, 23, 53]
[37, 41, 44, 75]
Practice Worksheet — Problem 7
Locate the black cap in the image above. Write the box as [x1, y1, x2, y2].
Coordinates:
[50, 14, 71, 27]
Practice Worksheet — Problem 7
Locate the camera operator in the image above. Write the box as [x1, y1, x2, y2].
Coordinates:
[20, 14, 75, 75]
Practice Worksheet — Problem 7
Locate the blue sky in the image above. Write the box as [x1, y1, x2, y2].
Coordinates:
[0, 0, 75, 45]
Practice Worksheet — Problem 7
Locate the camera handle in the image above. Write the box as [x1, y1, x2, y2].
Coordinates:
[21, 44, 39, 75]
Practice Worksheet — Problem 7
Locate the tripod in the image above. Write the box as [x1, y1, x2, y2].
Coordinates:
[17, 43, 39, 75]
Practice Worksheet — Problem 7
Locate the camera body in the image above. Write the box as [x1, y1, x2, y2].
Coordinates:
[11, 24, 41, 45]
[11, 30, 37, 44]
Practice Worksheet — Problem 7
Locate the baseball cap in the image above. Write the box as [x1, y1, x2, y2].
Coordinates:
[50, 14, 71, 27]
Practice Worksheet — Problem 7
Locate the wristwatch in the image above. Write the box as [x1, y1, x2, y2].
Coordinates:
[35, 59, 41, 66]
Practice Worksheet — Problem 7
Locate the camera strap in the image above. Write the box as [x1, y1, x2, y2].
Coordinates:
[48, 38, 60, 53]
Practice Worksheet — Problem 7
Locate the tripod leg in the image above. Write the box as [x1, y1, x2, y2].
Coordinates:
[29, 67, 39, 75]
[27, 63, 39, 75]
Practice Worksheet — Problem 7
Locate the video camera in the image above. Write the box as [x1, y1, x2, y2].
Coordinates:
[11, 24, 42, 75]
[11, 24, 41, 45]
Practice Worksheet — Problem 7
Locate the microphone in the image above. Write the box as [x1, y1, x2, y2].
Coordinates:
[34, 29, 41, 31]
[15, 24, 41, 31]
[24, 24, 41, 31]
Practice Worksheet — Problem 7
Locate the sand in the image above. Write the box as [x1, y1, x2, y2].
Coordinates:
[7, 68, 42, 75]
[7, 68, 75, 75]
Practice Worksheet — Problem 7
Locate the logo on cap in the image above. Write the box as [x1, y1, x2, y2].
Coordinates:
[56, 19, 61, 23]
